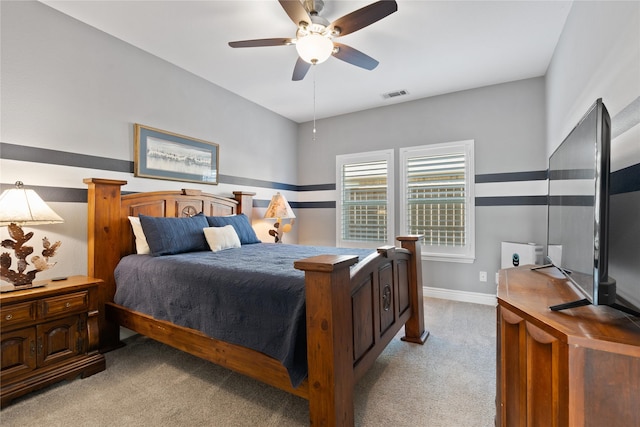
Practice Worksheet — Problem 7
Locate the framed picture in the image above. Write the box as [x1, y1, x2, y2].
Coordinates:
[134, 124, 219, 185]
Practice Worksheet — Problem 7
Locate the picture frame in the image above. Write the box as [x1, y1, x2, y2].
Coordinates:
[134, 124, 219, 185]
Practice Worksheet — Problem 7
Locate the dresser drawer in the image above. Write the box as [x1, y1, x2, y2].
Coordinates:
[41, 291, 89, 319]
[0, 301, 37, 328]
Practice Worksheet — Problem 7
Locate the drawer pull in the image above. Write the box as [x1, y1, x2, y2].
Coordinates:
[65, 302, 71, 308]
[5, 313, 13, 320]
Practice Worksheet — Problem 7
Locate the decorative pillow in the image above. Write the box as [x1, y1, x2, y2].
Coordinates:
[206, 213, 261, 245]
[138, 213, 209, 256]
[203, 225, 241, 252]
[128, 216, 150, 255]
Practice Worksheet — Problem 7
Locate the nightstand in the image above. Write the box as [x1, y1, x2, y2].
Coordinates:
[0, 276, 106, 407]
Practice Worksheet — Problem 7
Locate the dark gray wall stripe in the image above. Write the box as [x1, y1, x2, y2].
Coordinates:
[254, 199, 335, 209]
[2, 140, 638, 206]
[476, 170, 547, 183]
[293, 201, 336, 209]
[611, 163, 640, 195]
[548, 195, 593, 207]
[297, 183, 336, 192]
[1, 142, 133, 173]
[475, 196, 548, 206]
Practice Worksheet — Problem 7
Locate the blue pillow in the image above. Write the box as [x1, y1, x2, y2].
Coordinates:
[138, 213, 209, 256]
[206, 214, 261, 245]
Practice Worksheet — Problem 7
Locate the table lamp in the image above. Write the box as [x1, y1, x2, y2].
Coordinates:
[264, 192, 295, 243]
[0, 181, 64, 290]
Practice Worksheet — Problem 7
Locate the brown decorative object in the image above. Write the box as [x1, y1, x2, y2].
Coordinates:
[84, 178, 428, 426]
[1, 223, 61, 287]
[496, 266, 640, 426]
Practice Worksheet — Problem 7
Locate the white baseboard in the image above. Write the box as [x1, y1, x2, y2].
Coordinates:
[424, 286, 497, 306]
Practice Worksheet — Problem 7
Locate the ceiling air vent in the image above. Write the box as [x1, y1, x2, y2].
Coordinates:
[382, 90, 409, 99]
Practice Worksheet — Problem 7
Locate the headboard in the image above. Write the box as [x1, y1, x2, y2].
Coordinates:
[83, 178, 255, 348]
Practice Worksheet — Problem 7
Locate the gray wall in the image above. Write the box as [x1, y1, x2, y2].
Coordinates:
[1, 1, 299, 280]
[297, 78, 549, 296]
[545, 1, 640, 309]
[2, 1, 637, 304]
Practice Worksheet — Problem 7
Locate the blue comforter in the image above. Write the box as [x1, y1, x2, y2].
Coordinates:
[114, 243, 374, 387]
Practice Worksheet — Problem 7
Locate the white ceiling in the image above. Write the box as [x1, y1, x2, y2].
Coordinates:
[40, 0, 573, 123]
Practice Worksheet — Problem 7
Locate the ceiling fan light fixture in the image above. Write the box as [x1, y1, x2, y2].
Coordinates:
[296, 33, 333, 64]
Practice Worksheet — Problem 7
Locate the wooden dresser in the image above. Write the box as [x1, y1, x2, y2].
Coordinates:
[496, 266, 640, 427]
[1, 276, 106, 407]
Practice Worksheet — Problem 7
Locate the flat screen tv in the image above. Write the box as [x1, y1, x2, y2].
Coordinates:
[545, 98, 638, 316]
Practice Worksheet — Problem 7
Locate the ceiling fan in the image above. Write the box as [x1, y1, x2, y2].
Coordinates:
[228, 0, 398, 81]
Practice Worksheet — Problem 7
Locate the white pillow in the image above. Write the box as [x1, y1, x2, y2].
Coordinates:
[128, 216, 151, 255]
[203, 225, 241, 252]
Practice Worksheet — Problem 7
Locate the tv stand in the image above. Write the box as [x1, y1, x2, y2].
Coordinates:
[550, 299, 640, 316]
[531, 265, 640, 316]
[497, 266, 640, 426]
[549, 297, 590, 311]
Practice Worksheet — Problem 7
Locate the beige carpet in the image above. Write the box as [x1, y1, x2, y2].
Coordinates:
[0, 298, 496, 426]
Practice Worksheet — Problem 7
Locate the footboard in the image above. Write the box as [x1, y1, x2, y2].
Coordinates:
[295, 238, 428, 426]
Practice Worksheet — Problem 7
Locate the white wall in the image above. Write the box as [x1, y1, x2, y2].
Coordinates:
[546, 1, 639, 158]
[545, 1, 640, 308]
[1, 1, 299, 281]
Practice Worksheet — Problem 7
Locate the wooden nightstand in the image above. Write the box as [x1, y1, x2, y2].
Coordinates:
[0, 276, 106, 407]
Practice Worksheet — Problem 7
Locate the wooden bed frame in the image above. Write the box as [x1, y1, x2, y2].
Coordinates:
[84, 178, 428, 426]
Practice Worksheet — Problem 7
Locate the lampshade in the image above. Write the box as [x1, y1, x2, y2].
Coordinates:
[264, 192, 295, 220]
[296, 33, 334, 64]
[0, 182, 64, 226]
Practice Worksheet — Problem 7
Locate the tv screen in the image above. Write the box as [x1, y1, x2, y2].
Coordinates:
[546, 99, 615, 308]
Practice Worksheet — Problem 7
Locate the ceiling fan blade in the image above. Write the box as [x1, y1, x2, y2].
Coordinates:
[279, 0, 311, 26]
[229, 38, 293, 48]
[292, 57, 312, 81]
[332, 43, 379, 70]
[329, 0, 398, 37]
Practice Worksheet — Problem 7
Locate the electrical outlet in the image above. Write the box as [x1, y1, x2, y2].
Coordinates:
[479, 271, 487, 282]
[495, 272, 500, 284]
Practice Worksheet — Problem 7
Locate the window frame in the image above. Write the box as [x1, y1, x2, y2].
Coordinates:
[400, 140, 475, 263]
[336, 149, 395, 249]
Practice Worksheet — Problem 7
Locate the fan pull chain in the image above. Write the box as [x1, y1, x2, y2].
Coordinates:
[312, 66, 317, 141]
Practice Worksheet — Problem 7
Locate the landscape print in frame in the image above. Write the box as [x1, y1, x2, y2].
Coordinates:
[134, 124, 219, 185]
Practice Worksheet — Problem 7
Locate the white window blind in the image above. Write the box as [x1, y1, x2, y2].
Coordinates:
[336, 150, 394, 248]
[406, 153, 466, 246]
[400, 141, 475, 262]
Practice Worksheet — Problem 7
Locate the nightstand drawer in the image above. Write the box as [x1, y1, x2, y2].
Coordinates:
[0, 301, 37, 328]
[41, 291, 89, 318]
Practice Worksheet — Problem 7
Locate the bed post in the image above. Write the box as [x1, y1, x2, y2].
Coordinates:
[84, 178, 127, 351]
[397, 236, 429, 344]
[294, 254, 360, 427]
[233, 191, 255, 219]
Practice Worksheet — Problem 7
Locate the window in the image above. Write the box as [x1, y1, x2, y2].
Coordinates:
[400, 140, 475, 262]
[336, 150, 394, 248]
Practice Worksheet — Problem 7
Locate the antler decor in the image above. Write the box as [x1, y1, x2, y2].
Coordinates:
[1, 223, 61, 287]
